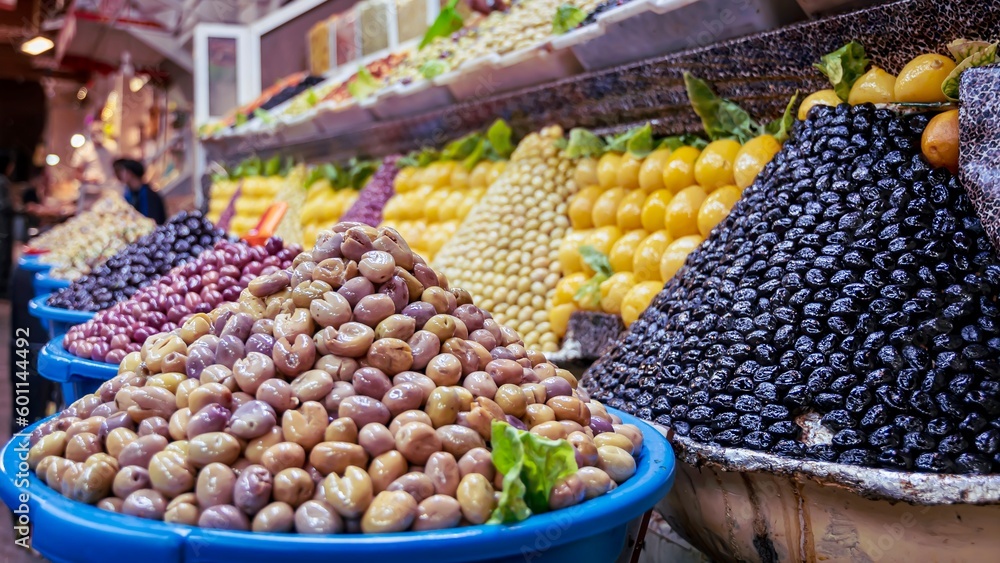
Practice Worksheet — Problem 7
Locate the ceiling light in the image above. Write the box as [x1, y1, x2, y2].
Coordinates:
[45, 154, 60, 166]
[70, 134, 85, 148]
[77, 87, 88, 100]
[21, 36, 54, 56]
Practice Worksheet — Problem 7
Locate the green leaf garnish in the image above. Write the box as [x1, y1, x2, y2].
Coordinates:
[487, 119, 515, 159]
[348, 67, 381, 101]
[234, 112, 248, 127]
[604, 123, 654, 157]
[558, 128, 606, 158]
[488, 420, 578, 524]
[942, 41, 998, 101]
[305, 88, 319, 107]
[462, 137, 488, 170]
[304, 166, 325, 188]
[574, 245, 613, 307]
[420, 60, 449, 80]
[349, 158, 379, 189]
[657, 134, 708, 150]
[420, 0, 463, 50]
[683, 73, 761, 144]
[253, 108, 274, 125]
[552, 4, 586, 34]
[763, 92, 799, 143]
[399, 147, 441, 168]
[947, 38, 995, 62]
[263, 155, 282, 177]
[814, 41, 870, 102]
[442, 133, 483, 161]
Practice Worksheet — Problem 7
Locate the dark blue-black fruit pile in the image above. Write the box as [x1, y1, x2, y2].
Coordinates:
[48, 211, 226, 312]
[584, 104, 1000, 474]
[581, 0, 634, 25]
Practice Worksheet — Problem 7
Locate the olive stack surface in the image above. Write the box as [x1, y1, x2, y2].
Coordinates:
[585, 104, 1000, 474]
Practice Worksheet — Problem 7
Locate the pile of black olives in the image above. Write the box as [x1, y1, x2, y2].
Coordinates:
[585, 104, 1000, 474]
[48, 212, 226, 312]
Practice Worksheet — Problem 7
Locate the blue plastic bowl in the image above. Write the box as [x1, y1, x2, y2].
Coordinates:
[18, 254, 52, 272]
[0, 409, 673, 563]
[37, 337, 118, 406]
[33, 272, 72, 298]
[28, 294, 95, 340]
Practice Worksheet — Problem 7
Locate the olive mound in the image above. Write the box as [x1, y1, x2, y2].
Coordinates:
[28, 221, 642, 534]
[584, 104, 1000, 475]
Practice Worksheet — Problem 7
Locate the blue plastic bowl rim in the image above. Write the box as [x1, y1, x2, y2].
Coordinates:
[28, 294, 97, 324]
[0, 408, 674, 561]
[39, 337, 118, 380]
[18, 255, 52, 272]
[34, 272, 72, 290]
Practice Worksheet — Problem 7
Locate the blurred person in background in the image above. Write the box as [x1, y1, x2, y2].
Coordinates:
[113, 158, 166, 224]
[20, 167, 72, 240]
[70, 120, 117, 213]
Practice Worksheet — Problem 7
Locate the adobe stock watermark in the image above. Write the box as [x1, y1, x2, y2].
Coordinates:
[12, 327, 33, 549]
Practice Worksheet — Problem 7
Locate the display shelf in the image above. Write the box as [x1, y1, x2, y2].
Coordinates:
[37, 338, 117, 406]
[202, 0, 996, 166]
[28, 295, 95, 340]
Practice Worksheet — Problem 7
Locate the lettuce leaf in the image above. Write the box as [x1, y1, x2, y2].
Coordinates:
[574, 245, 614, 308]
[657, 134, 708, 150]
[684, 73, 760, 144]
[348, 67, 381, 101]
[814, 41, 870, 101]
[442, 132, 483, 161]
[604, 123, 654, 156]
[420, 60, 448, 80]
[552, 4, 586, 34]
[942, 41, 998, 101]
[764, 92, 799, 142]
[420, 0, 463, 50]
[487, 119, 515, 159]
[556, 128, 606, 158]
[488, 420, 578, 524]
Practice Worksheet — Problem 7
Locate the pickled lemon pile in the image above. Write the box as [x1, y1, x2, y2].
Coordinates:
[381, 159, 505, 261]
[552, 135, 780, 334]
[300, 181, 361, 248]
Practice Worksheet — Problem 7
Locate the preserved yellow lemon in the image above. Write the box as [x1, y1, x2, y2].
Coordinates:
[632, 231, 672, 282]
[660, 235, 704, 281]
[664, 185, 708, 239]
[733, 135, 781, 190]
[616, 189, 647, 231]
[600, 272, 637, 315]
[697, 185, 742, 238]
[848, 67, 897, 105]
[661, 147, 701, 193]
[597, 152, 622, 188]
[592, 187, 627, 228]
[621, 282, 663, 327]
[617, 153, 642, 190]
[894, 54, 956, 103]
[798, 89, 843, 120]
[569, 185, 604, 230]
[694, 139, 741, 191]
[608, 229, 648, 273]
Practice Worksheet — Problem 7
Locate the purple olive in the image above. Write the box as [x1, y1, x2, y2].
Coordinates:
[229, 400, 277, 439]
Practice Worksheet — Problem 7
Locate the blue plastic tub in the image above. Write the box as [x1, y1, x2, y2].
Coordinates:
[37, 338, 119, 406]
[33, 272, 72, 297]
[28, 294, 95, 340]
[0, 409, 673, 563]
[18, 254, 52, 272]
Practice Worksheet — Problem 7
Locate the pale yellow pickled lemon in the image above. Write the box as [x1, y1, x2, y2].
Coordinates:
[617, 153, 642, 190]
[621, 281, 663, 327]
[694, 139, 741, 191]
[638, 148, 671, 193]
[558, 230, 589, 274]
[661, 146, 701, 193]
[554, 272, 589, 306]
[450, 165, 470, 190]
[640, 189, 674, 232]
[432, 161, 456, 188]
[592, 187, 627, 228]
[574, 157, 599, 188]
[697, 185, 742, 238]
[660, 235, 704, 281]
[632, 230, 673, 282]
[616, 189, 647, 231]
[849, 67, 897, 105]
[394, 167, 417, 192]
[733, 135, 782, 190]
[608, 229, 648, 273]
[600, 272, 637, 315]
[469, 161, 492, 189]
[597, 152, 622, 188]
[664, 185, 708, 239]
[921, 109, 959, 173]
[583, 226, 623, 266]
[549, 303, 577, 338]
[798, 89, 843, 120]
[894, 54, 956, 103]
[568, 185, 604, 229]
